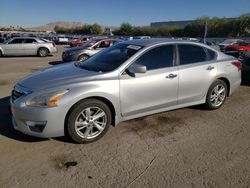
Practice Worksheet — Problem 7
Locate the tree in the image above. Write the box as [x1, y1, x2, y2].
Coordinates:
[90, 24, 102, 35]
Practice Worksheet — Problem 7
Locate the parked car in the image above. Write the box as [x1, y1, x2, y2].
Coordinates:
[0, 37, 57, 57]
[62, 38, 122, 62]
[11, 39, 241, 143]
[239, 51, 250, 80]
[224, 41, 250, 57]
[69, 37, 90, 47]
[54, 35, 69, 44]
[199, 38, 215, 46]
[218, 39, 243, 52]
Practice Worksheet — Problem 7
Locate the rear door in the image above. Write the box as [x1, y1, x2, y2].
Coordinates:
[23, 38, 38, 55]
[177, 44, 218, 104]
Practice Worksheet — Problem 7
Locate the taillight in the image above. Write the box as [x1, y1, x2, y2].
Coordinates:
[231, 61, 242, 71]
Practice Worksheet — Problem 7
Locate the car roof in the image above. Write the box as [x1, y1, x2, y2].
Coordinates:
[11, 37, 39, 40]
[123, 38, 205, 47]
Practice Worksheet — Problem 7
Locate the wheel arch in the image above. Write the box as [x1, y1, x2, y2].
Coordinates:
[64, 96, 116, 136]
[77, 53, 90, 60]
[216, 77, 230, 96]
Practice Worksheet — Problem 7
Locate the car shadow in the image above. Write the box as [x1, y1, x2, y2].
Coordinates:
[0, 96, 47, 142]
[48, 61, 69, 66]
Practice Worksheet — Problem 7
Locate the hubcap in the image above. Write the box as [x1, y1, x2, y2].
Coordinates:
[74, 107, 107, 139]
[40, 49, 46, 56]
[210, 84, 226, 107]
[79, 56, 88, 61]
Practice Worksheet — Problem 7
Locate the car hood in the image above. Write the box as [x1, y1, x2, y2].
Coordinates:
[18, 63, 101, 90]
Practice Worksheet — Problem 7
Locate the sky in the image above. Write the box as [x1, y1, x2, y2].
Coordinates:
[0, 0, 249, 27]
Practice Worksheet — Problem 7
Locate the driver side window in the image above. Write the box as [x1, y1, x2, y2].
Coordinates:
[134, 45, 174, 71]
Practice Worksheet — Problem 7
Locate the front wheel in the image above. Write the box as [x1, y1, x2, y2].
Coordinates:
[67, 99, 111, 143]
[204, 80, 227, 110]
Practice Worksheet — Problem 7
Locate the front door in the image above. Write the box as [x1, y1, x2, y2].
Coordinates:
[120, 44, 178, 119]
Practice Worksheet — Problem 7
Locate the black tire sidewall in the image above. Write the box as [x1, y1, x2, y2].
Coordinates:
[205, 80, 227, 110]
[67, 100, 111, 144]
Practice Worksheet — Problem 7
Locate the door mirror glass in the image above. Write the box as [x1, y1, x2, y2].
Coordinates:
[127, 63, 147, 74]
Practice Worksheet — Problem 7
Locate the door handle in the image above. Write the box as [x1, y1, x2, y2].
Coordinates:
[207, 66, 215, 71]
[166, 73, 177, 79]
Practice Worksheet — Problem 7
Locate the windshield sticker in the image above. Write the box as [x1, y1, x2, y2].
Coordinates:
[127, 45, 142, 50]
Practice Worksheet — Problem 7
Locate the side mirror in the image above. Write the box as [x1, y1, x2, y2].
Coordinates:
[127, 64, 147, 74]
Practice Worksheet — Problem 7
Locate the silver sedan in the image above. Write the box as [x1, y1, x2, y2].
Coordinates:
[11, 39, 241, 143]
[0, 37, 57, 57]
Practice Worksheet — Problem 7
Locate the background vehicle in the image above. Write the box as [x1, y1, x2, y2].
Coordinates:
[54, 35, 69, 44]
[225, 40, 250, 57]
[11, 39, 241, 143]
[69, 37, 90, 47]
[239, 51, 250, 80]
[218, 39, 243, 52]
[0, 37, 57, 57]
[62, 38, 122, 62]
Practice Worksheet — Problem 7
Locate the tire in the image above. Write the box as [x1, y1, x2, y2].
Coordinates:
[67, 99, 111, 143]
[37, 48, 49, 57]
[0, 50, 3, 57]
[78, 54, 89, 62]
[204, 79, 228, 110]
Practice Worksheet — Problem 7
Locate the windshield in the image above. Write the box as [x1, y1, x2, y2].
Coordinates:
[79, 43, 143, 72]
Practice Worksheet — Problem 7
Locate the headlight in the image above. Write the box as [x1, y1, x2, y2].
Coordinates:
[25, 90, 69, 107]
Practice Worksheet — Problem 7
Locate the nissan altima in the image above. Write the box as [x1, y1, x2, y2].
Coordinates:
[11, 39, 241, 143]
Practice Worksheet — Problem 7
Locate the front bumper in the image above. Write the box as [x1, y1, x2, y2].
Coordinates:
[11, 99, 67, 138]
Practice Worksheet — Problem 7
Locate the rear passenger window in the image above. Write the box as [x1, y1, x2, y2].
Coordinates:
[25, 39, 37, 43]
[134, 45, 174, 70]
[178, 44, 208, 65]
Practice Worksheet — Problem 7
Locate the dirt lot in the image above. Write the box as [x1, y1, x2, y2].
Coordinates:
[0, 45, 250, 188]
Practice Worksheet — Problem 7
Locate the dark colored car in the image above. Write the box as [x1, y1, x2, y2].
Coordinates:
[239, 51, 250, 80]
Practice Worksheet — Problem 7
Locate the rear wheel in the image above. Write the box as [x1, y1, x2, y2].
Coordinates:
[0, 50, 3, 57]
[78, 54, 89, 62]
[67, 99, 111, 143]
[204, 79, 227, 110]
[37, 48, 49, 57]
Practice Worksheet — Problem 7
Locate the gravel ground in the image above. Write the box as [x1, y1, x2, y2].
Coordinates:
[0, 45, 250, 188]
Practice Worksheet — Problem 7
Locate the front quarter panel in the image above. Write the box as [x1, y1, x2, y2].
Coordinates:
[58, 78, 121, 124]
